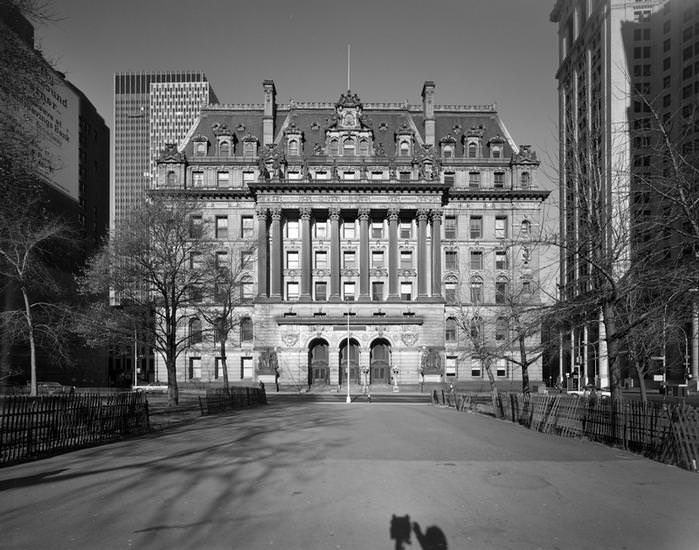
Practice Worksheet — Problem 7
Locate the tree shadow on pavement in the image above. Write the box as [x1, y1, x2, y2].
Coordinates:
[391, 514, 448, 550]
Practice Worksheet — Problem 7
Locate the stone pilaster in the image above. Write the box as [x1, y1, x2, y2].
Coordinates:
[358, 208, 370, 302]
[431, 209, 442, 299]
[270, 208, 282, 301]
[417, 209, 429, 299]
[256, 208, 268, 299]
[388, 208, 400, 301]
[329, 208, 341, 302]
[300, 207, 312, 302]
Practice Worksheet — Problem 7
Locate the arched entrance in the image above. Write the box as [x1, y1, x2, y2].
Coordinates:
[370, 339, 391, 384]
[338, 338, 360, 385]
[308, 339, 329, 386]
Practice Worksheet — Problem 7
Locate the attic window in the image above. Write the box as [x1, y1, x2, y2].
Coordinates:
[288, 139, 299, 156]
[359, 139, 369, 156]
[521, 171, 531, 188]
[399, 141, 410, 157]
[491, 146, 502, 159]
[329, 139, 339, 156]
[467, 142, 477, 158]
[195, 142, 207, 156]
[166, 170, 177, 186]
[343, 138, 355, 156]
[243, 141, 256, 158]
[219, 141, 231, 156]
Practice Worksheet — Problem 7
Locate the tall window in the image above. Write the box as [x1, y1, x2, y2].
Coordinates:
[287, 220, 299, 239]
[467, 142, 477, 158]
[444, 171, 455, 184]
[240, 318, 253, 342]
[495, 216, 508, 239]
[400, 221, 412, 239]
[443, 145, 454, 158]
[192, 171, 204, 187]
[444, 216, 457, 239]
[315, 221, 328, 239]
[469, 171, 481, 189]
[445, 356, 457, 377]
[399, 141, 410, 156]
[495, 250, 508, 270]
[241, 277, 254, 302]
[495, 280, 509, 304]
[495, 317, 508, 341]
[445, 250, 458, 270]
[445, 282, 457, 304]
[189, 318, 202, 345]
[189, 357, 202, 379]
[286, 251, 299, 269]
[216, 251, 228, 270]
[496, 358, 507, 377]
[315, 281, 327, 301]
[243, 141, 256, 158]
[315, 250, 328, 269]
[470, 250, 483, 270]
[470, 279, 483, 304]
[215, 216, 228, 239]
[167, 170, 177, 186]
[359, 140, 369, 156]
[344, 281, 356, 301]
[372, 222, 384, 238]
[521, 171, 530, 188]
[189, 215, 203, 238]
[286, 282, 299, 301]
[219, 141, 230, 156]
[343, 250, 356, 269]
[343, 221, 356, 239]
[241, 216, 254, 238]
[471, 358, 481, 377]
[343, 138, 355, 156]
[445, 317, 457, 343]
[372, 250, 385, 268]
[469, 216, 482, 239]
[493, 172, 505, 189]
[288, 139, 299, 156]
[400, 281, 412, 301]
[329, 139, 339, 156]
[372, 281, 384, 301]
[400, 250, 413, 269]
[195, 142, 206, 156]
[217, 171, 230, 187]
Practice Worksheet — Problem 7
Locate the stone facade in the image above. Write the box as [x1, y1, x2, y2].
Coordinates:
[154, 81, 549, 388]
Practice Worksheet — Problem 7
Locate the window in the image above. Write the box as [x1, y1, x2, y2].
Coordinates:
[495, 317, 508, 341]
[399, 141, 410, 156]
[286, 251, 299, 269]
[471, 358, 481, 378]
[441, 216, 456, 240]
[189, 318, 202, 345]
[243, 170, 255, 183]
[216, 250, 228, 270]
[494, 172, 505, 189]
[400, 281, 412, 301]
[219, 141, 230, 156]
[399, 222, 412, 239]
[214, 357, 222, 379]
[664, 38, 672, 52]
[372, 250, 385, 268]
[445, 281, 457, 303]
[470, 250, 483, 270]
[343, 221, 356, 239]
[195, 142, 206, 156]
[469, 171, 481, 189]
[288, 140, 299, 156]
[315, 221, 328, 239]
[343, 171, 357, 180]
[287, 282, 299, 301]
[470, 279, 483, 304]
[663, 94, 671, 108]
[467, 142, 477, 158]
[287, 220, 299, 239]
[664, 57, 671, 71]
[315, 250, 328, 269]
[371, 171, 384, 180]
[315, 281, 327, 301]
[491, 146, 502, 159]
[521, 220, 531, 237]
[496, 358, 507, 378]
[344, 281, 356, 301]
[371, 222, 384, 238]
[444, 171, 455, 184]
[287, 171, 300, 181]
[400, 250, 413, 269]
[329, 139, 339, 156]
[241, 277, 254, 302]
[243, 141, 256, 158]
[495, 216, 508, 239]
[359, 140, 369, 156]
[343, 138, 355, 156]
[215, 216, 228, 239]
[166, 170, 177, 186]
[217, 171, 229, 187]
[445, 250, 458, 270]
[496, 280, 509, 304]
[495, 250, 508, 270]
[189, 357, 202, 380]
[192, 171, 203, 187]
[241, 357, 253, 379]
[445, 318, 457, 343]
[445, 356, 457, 377]
[190, 252, 202, 270]
[399, 171, 411, 181]
[241, 216, 254, 238]
[372, 281, 384, 301]
[442, 144, 454, 159]
[343, 250, 356, 269]
[521, 171, 530, 188]
[469, 216, 482, 239]
[189, 215, 203, 238]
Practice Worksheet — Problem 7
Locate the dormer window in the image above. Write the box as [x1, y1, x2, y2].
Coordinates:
[521, 171, 531, 188]
[288, 139, 299, 156]
[359, 139, 369, 156]
[467, 142, 477, 158]
[399, 140, 411, 157]
[343, 138, 355, 156]
[491, 146, 502, 159]
[243, 141, 256, 158]
[194, 141, 207, 157]
[166, 170, 177, 186]
[329, 139, 339, 156]
[219, 140, 231, 156]
[442, 144, 454, 158]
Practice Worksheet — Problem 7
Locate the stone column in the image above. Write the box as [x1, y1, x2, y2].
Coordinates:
[417, 209, 429, 299]
[359, 208, 370, 302]
[329, 208, 341, 302]
[388, 208, 399, 301]
[300, 207, 312, 302]
[256, 208, 268, 299]
[270, 208, 282, 301]
[431, 209, 442, 299]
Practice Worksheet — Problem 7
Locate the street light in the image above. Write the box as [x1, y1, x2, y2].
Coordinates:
[345, 297, 352, 404]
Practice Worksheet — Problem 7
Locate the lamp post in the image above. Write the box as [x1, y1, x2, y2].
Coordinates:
[345, 298, 351, 404]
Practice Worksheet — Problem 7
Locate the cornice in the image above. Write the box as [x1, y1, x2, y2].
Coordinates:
[448, 189, 551, 202]
[248, 180, 452, 194]
[275, 315, 424, 326]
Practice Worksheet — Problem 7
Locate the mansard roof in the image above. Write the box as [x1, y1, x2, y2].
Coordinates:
[178, 88, 520, 160]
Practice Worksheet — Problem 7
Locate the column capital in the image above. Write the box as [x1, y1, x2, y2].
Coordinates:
[270, 208, 282, 221]
[300, 207, 312, 220]
[430, 208, 443, 222]
[358, 208, 370, 222]
[388, 208, 400, 222]
[417, 208, 430, 222]
[329, 207, 341, 221]
[256, 207, 268, 219]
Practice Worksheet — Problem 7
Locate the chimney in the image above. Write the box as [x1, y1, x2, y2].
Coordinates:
[262, 80, 276, 146]
[421, 81, 435, 146]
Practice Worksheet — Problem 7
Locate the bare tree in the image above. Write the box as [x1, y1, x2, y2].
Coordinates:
[79, 197, 212, 406]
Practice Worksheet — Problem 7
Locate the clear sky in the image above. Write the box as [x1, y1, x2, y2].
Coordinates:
[37, 0, 559, 183]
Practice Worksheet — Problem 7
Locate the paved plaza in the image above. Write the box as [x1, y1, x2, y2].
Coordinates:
[1, 401, 698, 549]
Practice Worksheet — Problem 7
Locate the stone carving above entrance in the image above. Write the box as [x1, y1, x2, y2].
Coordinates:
[401, 331, 418, 347]
[281, 331, 299, 348]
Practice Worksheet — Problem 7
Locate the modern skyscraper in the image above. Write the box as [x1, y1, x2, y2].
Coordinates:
[112, 72, 217, 232]
[551, 0, 699, 387]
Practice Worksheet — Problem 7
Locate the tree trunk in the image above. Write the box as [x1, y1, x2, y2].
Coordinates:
[483, 356, 501, 417]
[635, 359, 648, 404]
[603, 301, 623, 401]
[21, 285, 37, 396]
[220, 338, 229, 394]
[518, 334, 530, 396]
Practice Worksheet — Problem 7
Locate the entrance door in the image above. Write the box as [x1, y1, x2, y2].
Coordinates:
[308, 340, 329, 385]
[370, 341, 391, 384]
[339, 340, 360, 384]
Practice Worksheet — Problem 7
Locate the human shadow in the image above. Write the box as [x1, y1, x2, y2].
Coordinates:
[390, 514, 448, 550]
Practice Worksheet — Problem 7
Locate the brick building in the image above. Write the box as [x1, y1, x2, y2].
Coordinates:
[154, 81, 549, 389]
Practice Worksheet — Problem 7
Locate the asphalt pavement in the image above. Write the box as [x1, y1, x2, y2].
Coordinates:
[1, 401, 698, 549]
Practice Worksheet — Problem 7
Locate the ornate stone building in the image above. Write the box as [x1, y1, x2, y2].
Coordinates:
[154, 81, 549, 389]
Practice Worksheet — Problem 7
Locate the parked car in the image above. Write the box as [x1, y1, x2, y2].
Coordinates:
[36, 381, 71, 395]
[567, 385, 611, 398]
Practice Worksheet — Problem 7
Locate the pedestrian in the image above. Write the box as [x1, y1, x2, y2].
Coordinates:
[367, 391, 372, 403]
